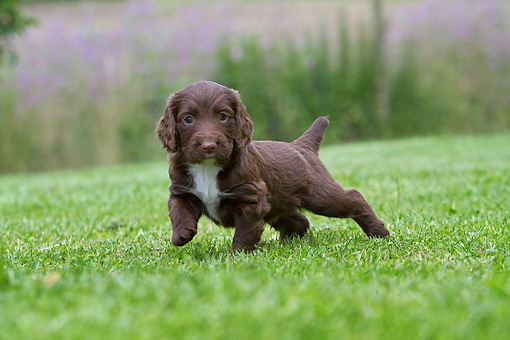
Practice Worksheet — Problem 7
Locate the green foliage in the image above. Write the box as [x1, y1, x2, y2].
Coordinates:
[0, 0, 36, 60]
[2, 2, 510, 174]
[1, 134, 510, 339]
[0, 70, 164, 173]
[213, 21, 510, 143]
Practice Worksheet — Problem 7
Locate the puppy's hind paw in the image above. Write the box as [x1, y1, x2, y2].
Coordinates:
[367, 226, 390, 239]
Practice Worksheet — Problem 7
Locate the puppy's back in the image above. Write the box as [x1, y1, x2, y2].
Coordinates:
[250, 117, 330, 183]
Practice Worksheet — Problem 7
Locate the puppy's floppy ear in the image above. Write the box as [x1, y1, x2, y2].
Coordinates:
[233, 91, 253, 149]
[156, 94, 179, 153]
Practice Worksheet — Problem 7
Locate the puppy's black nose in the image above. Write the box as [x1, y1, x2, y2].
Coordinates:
[201, 141, 217, 154]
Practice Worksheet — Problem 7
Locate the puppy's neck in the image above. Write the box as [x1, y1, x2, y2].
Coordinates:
[187, 162, 223, 222]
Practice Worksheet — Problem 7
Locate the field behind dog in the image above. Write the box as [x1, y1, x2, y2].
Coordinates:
[2, 0, 510, 173]
[1, 133, 509, 339]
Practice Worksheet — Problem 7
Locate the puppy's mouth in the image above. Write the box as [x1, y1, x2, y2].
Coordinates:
[197, 157, 220, 166]
[200, 151, 231, 164]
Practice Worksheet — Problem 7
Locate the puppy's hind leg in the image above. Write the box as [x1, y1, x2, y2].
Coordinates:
[304, 174, 389, 238]
[272, 212, 310, 240]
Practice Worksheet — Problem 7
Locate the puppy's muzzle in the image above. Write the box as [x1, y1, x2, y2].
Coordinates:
[189, 133, 231, 164]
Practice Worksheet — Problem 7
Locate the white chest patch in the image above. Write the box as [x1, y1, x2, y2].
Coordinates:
[187, 163, 223, 222]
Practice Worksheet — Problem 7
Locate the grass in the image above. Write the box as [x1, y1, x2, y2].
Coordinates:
[1, 133, 510, 339]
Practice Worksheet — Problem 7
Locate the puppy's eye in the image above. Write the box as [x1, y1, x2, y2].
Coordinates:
[183, 116, 193, 124]
[219, 112, 228, 121]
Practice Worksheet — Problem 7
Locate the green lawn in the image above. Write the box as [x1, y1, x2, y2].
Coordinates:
[1, 134, 509, 340]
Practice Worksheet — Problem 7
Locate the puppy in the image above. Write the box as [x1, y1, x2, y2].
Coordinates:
[156, 81, 389, 251]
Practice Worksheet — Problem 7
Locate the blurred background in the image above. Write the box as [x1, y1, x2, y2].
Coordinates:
[1, 0, 509, 173]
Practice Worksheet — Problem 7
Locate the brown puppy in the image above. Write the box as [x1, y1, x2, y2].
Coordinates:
[156, 81, 389, 251]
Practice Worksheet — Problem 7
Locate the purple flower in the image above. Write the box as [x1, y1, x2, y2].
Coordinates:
[387, 0, 510, 69]
[11, 0, 234, 111]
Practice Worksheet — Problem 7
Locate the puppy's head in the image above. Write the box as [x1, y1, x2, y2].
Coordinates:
[156, 81, 253, 165]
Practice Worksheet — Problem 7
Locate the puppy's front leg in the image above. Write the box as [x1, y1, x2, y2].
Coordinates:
[168, 194, 202, 246]
[226, 181, 270, 252]
[232, 216, 265, 252]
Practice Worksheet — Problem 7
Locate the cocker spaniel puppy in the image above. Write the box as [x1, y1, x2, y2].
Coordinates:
[156, 81, 389, 251]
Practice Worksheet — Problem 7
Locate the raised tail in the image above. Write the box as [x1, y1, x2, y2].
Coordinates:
[292, 117, 330, 154]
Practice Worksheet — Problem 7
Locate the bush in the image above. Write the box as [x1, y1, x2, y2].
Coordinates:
[213, 1, 510, 143]
[0, 0, 36, 61]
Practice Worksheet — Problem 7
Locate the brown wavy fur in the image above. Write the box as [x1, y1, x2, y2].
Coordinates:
[157, 81, 389, 251]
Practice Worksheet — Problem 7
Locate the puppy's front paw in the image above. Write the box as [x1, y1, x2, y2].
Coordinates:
[232, 241, 257, 253]
[171, 227, 197, 246]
